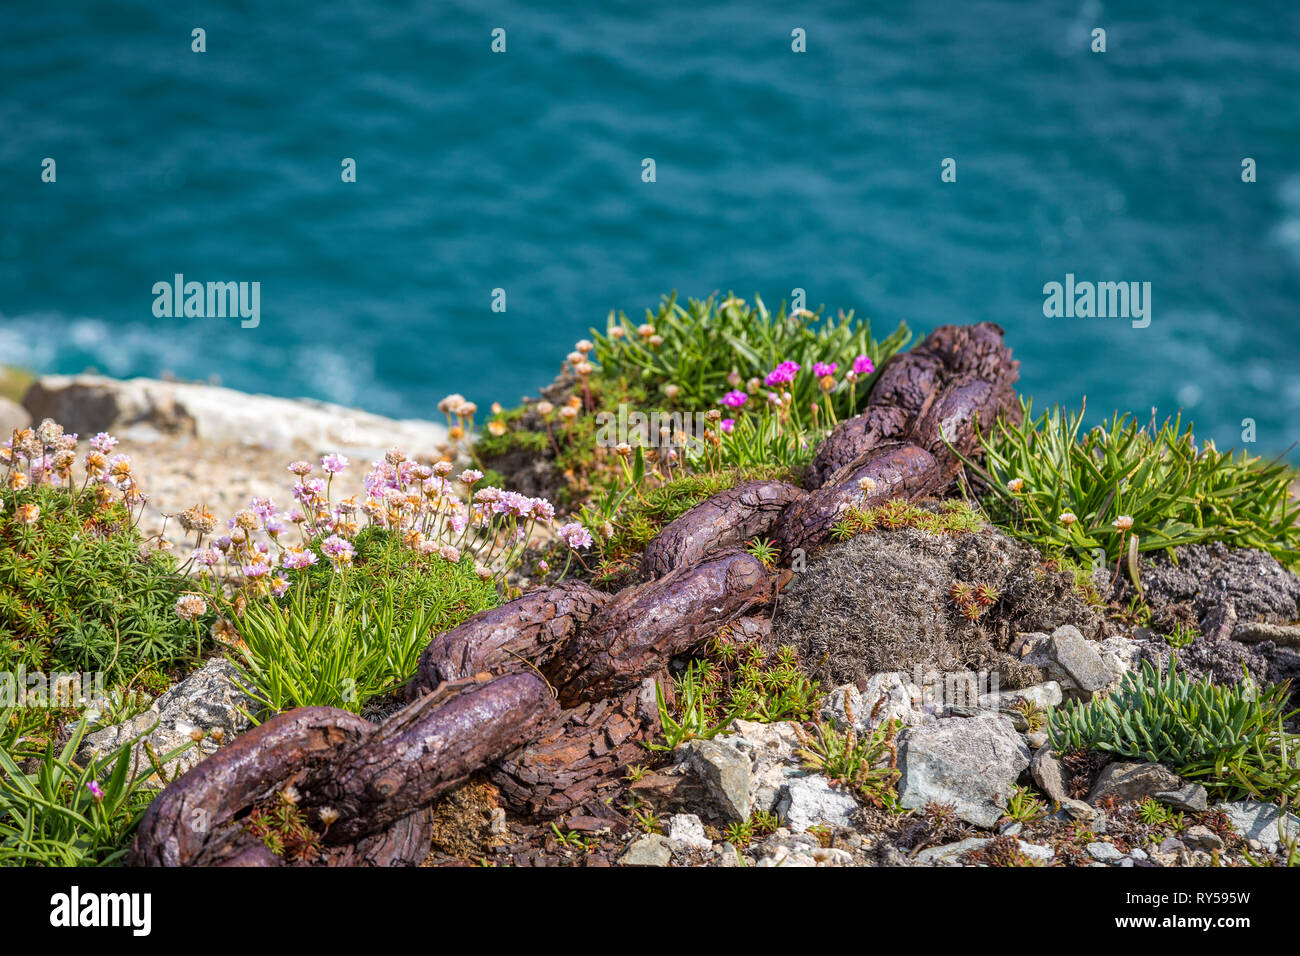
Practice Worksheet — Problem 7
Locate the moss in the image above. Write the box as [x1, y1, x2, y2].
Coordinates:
[773, 521, 1103, 689]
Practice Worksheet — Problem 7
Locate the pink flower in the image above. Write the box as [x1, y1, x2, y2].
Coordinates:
[321, 453, 349, 474]
[764, 361, 800, 386]
[721, 419, 735, 433]
[86, 780, 105, 801]
[288, 460, 313, 476]
[557, 522, 593, 550]
[282, 546, 319, 570]
[813, 362, 837, 377]
[722, 390, 748, 408]
[89, 432, 117, 454]
[458, 469, 483, 485]
[853, 355, 875, 376]
[320, 535, 355, 570]
[270, 574, 290, 597]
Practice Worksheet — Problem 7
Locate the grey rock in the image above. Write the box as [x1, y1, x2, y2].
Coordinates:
[23, 374, 449, 458]
[1025, 731, 1048, 750]
[820, 673, 928, 730]
[1183, 825, 1224, 851]
[755, 832, 855, 868]
[1216, 800, 1300, 849]
[914, 837, 990, 866]
[977, 680, 1064, 715]
[619, 834, 673, 867]
[1087, 761, 1181, 805]
[1233, 621, 1300, 648]
[1046, 625, 1116, 697]
[1030, 744, 1096, 821]
[897, 715, 1031, 828]
[665, 814, 712, 854]
[1115, 857, 1135, 867]
[1155, 783, 1209, 813]
[1086, 842, 1124, 862]
[1129, 848, 1148, 860]
[1018, 842, 1055, 862]
[77, 658, 255, 786]
[682, 738, 751, 822]
[716, 719, 803, 816]
[777, 774, 860, 832]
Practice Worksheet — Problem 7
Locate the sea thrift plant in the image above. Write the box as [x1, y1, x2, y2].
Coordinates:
[177, 445, 556, 601]
[0, 421, 210, 681]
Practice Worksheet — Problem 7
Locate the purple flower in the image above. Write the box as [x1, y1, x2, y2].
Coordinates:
[557, 522, 593, 551]
[853, 355, 875, 376]
[89, 433, 117, 454]
[320, 535, 356, 570]
[250, 497, 278, 520]
[321, 453, 350, 474]
[721, 419, 735, 433]
[270, 574, 290, 597]
[86, 780, 105, 801]
[722, 390, 748, 408]
[764, 361, 801, 387]
[282, 546, 318, 570]
[813, 362, 837, 378]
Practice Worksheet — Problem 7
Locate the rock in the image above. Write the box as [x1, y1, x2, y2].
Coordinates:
[714, 719, 803, 816]
[1233, 621, 1300, 648]
[820, 673, 927, 730]
[755, 845, 854, 867]
[914, 837, 990, 866]
[777, 775, 860, 832]
[1183, 826, 1224, 851]
[681, 738, 751, 822]
[1041, 625, 1117, 698]
[755, 831, 854, 867]
[1086, 842, 1124, 862]
[1018, 842, 1055, 862]
[1216, 800, 1300, 849]
[977, 681, 1064, 714]
[1125, 542, 1300, 642]
[896, 715, 1031, 828]
[1155, 783, 1208, 813]
[1129, 848, 1148, 860]
[1026, 731, 1048, 750]
[665, 814, 712, 854]
[1100, 637, 1141, 677]
[0, 397, 30, 437]
[23, 374, 449, 459]
[619, 834, 673, 867]
[1087, 762, 1181, 806]
[77, 659, 255, 786]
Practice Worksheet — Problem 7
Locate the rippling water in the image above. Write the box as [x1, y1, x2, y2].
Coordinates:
[2, 1, 1299, 456]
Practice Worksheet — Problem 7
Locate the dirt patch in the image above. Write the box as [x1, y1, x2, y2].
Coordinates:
[428, 780, 509, 859]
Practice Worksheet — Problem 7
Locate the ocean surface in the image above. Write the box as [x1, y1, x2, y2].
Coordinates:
[3, 1, 1300, 457]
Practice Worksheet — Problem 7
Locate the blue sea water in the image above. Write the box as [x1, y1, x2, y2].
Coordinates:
[2, 1, 1300, 457]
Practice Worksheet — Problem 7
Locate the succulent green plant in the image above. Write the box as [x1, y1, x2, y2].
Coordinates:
[1048, 657, 1300, 800]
